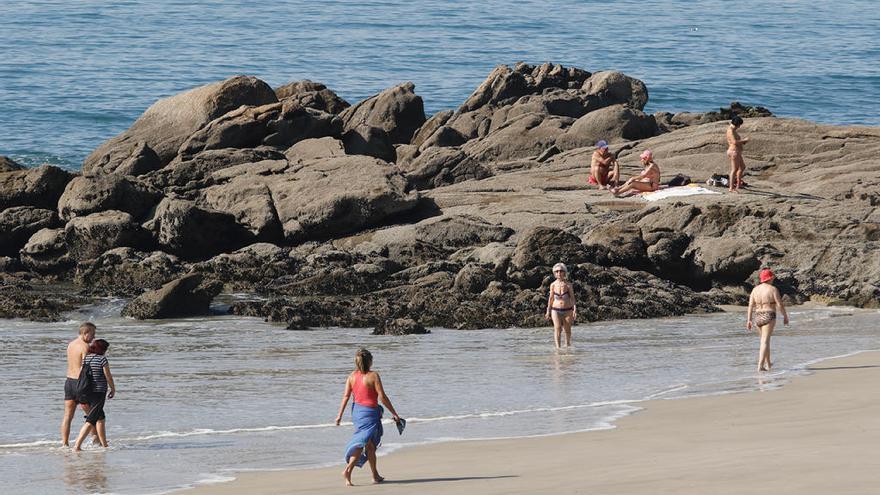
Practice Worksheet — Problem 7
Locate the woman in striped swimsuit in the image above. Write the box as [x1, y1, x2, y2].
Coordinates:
[73, 339, 116, 451]
[545, 263, 577, 348]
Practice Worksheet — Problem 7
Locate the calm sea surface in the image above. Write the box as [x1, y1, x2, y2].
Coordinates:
[0, 302, 877, 494]
[1, 0, 879, 169]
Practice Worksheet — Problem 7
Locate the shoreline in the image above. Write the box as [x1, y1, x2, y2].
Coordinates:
[179, 348, 880, 495]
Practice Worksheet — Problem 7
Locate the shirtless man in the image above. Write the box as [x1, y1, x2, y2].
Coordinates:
[590, 140, 619, 189]
[612, 149, 661, 196]
[747, 269, 789, 372]
[62, 322, 96, 447]
[726, 116, 749, 192]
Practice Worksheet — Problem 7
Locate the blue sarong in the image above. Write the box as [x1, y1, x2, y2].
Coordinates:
[344, 403, 383, 467]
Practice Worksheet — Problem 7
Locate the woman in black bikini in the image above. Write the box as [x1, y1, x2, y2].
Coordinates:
[545, 263, 577, 348]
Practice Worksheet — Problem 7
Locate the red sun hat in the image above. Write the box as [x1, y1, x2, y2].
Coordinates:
[759, 269, 775, 283]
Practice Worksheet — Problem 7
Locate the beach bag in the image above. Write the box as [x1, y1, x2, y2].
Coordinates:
[74, 356, 95, 402]
[705, 174, 728, 187]
[667, 174, 691, 187]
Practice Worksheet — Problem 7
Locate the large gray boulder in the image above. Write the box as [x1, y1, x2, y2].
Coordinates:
[461, 113, 574, 163]
[121, 273, 222, 319]
[266, 155, 418, 243]
[341, 124, 396, 162]
[581, 71, 649, 110]
[459, 62, 591, 113]
[411, 110, 454, 148]
[148, 147, 285, 190]
[0, 165, 74, 210]
[143, 197, 252, 260]
[199, 175, 282, 240]
[274, 80, 350, 114]
[64, 210, 151, 261]
[176, 101, 342, 159]
[340, 82, 426, 144]
[81, 141, 162, 177]
[0, 207, 59, 256]
[57, 175, 163, 221]
[556, 104, 658, 150]
[398, 147, 487, 189]
[83, 76, 278, 174]
[284, 137, 346, 161]
[19, 228, 71, 272]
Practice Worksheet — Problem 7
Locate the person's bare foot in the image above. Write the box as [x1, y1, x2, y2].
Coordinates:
[343, 468, 353, 486]
[373, 475, 385, 484]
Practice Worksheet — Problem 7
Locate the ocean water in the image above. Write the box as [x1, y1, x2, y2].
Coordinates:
[1, 0, 879, 169]
[0, 302, 877, 494]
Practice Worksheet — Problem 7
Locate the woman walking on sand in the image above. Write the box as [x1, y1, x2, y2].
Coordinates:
[335, 349, 402, 486]
[726, 115, 750, 192]
[73, 339, 115, 451]
[747, 269, 789, 372]
[545, 263, 577, 348]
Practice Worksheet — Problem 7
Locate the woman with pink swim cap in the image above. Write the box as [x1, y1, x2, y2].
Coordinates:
[611, 149, 661, 196]
[747, 268, 790, 372]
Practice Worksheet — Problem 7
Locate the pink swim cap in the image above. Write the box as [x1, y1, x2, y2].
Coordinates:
[640, 150, 653, 160]
[759, 269, 774, 283]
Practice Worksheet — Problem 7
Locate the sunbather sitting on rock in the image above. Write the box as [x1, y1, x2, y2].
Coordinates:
[612, 150, 660, 197]
[589, 140, 619, 189]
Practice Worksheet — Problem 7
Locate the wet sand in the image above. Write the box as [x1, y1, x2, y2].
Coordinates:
[182, 351, 880, 495]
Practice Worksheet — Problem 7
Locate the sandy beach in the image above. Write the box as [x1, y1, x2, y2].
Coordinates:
[183, 350, 880, 495]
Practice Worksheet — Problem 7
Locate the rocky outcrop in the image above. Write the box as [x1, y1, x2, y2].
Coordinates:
[372, 317, 429, 335]
[121, 273, 222, 319]
[57, 175, 163, 221]
[74, 248, 185, 297]
[342, 124, 396, 162]
[556, 104, 658, 150]
[176, 101, 342, 160]
[148, 147, 285, 190]
[258, 155, 418, 243]
[144, 197, 252, 260]
[275, 80, 350, 114]
[581, 71, 649, 111]
[0, 207, 59, 256]
[0, 165, 74, 210]
[340, 82, 426, 144]
[7, 64, 879, 326]
[20, 228, 71, 272]
[84, 76, 277, 174]
[0, 277, 87, 321]
[64, 210, 152, 261]
[285, 137, 346, 161]
[0, 156, 24, 172]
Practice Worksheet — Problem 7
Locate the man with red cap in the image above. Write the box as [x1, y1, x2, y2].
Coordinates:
[747, 268, 790, 372]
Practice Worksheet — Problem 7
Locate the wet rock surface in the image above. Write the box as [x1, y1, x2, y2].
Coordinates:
[2, 63, 877, 324]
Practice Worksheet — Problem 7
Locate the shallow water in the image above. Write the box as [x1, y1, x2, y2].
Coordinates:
[1, 0, 879, 169]
[0, 303, 877, 494]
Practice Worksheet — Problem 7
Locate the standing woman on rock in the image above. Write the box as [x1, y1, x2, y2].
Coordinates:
[335, 349, 402, 486]
[726, 115, 749, 192]
[747, 269, 789, 372]
[545, 263, 577, 348]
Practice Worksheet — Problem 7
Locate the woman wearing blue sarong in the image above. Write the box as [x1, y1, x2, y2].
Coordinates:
[335, 348, 401, 486]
